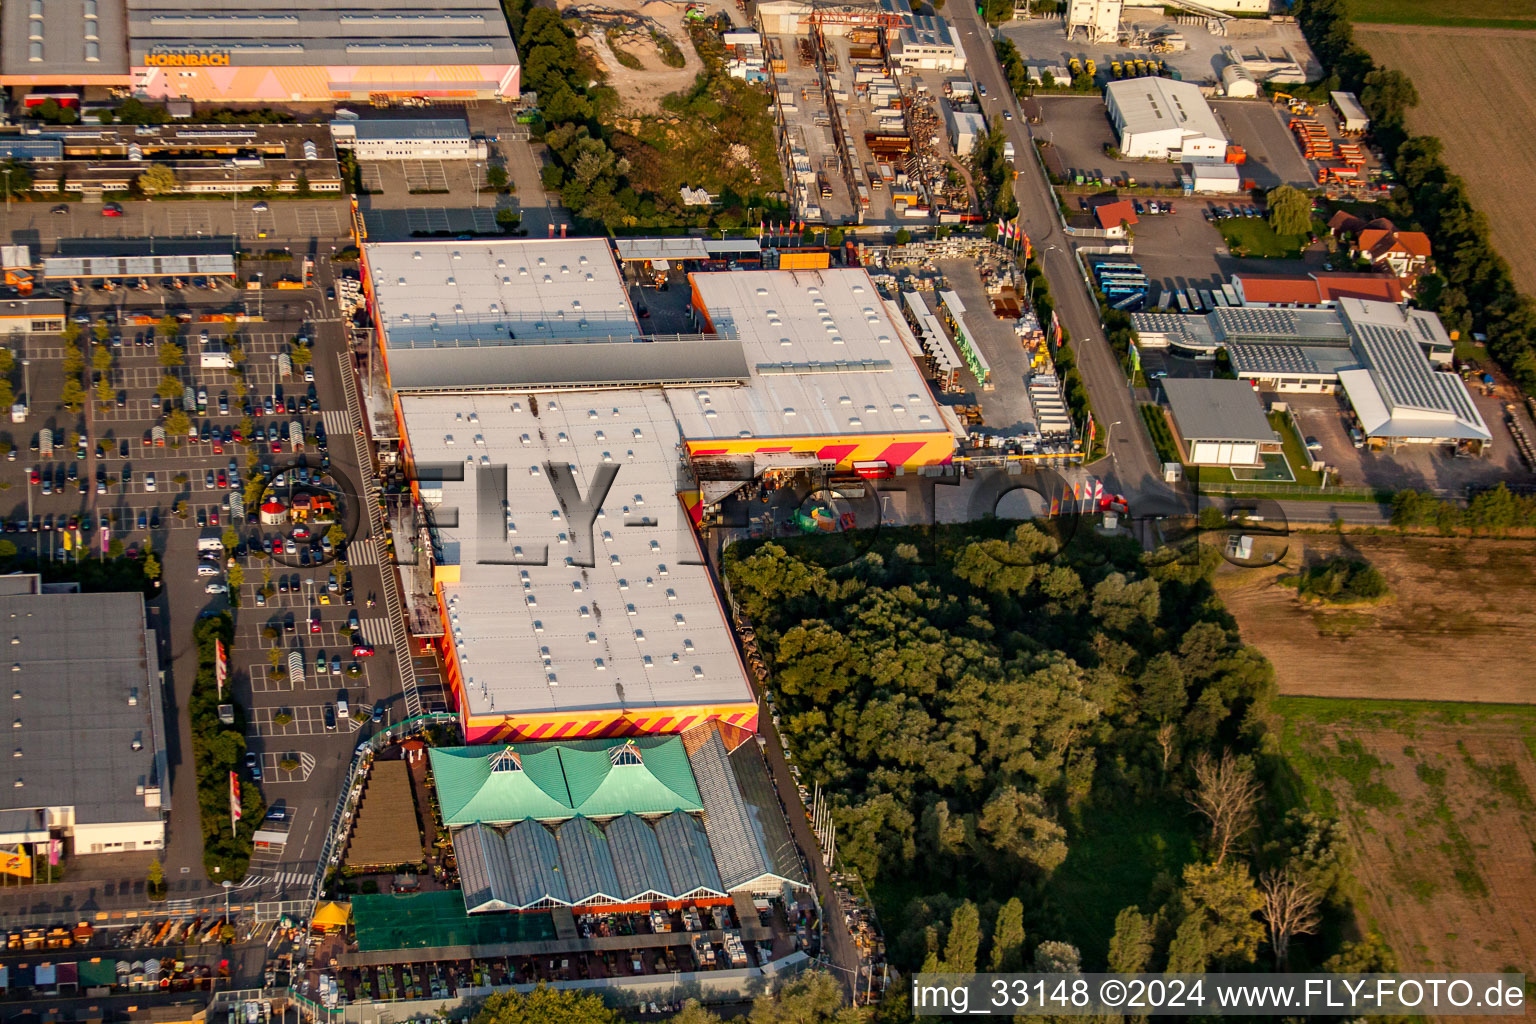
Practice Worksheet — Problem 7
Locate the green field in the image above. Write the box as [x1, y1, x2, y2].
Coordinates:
[1217, 217, 1312, 259]
[1349, 0, 1536, 28]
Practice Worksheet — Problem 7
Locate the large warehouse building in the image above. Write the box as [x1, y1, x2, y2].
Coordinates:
[1104, 77, 1228, 160]
[2, 0, 520, 103]
[0, 579, 168, 858]
[361, 238, 962, 740]
[1132, 300, 1490, 447]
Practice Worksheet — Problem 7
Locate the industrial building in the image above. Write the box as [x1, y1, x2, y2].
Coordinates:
[755, 0, 914, 37]
[20, 124, 344, 194]
[1066, 0, 1122, 44]
[433, 726, 805, 915]
[330, 119, 488, 161]
[891, 15, 967, 72]
[1132, 300, 1489, 445]
[943, 101, 986, 157]
[1219, 62, 1260, 99]
[0, 579, 168, 857]
[1104, 77, 1228, 161]
[0, 0, 520, 103]
[361, 238, 960, 740]
[1160, 378, 1277, 467]
[0, 298, 66, 335]
[0, 0, 131, 89]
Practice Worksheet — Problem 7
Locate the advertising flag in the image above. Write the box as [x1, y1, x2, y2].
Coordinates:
[230, 772, 242, 829]
[99, 525, 110, 555]
[1128, 342, 1141, 375]
[215, 639, 228, 698]
[1049, 495, 1060, 516]
[48, 838, 60, 866]
[61, 529, 73, 553]
[1095, 479, 1105, 504]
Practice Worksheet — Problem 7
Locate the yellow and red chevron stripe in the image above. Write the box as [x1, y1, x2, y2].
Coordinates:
[465, 703, 760, 744]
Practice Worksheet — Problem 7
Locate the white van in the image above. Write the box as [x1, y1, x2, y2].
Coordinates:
[196, 564, 220, 577]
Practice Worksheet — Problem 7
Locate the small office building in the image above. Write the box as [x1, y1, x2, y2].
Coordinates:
[329, 119, 488, 161]
[1161, 377, 1275, 467]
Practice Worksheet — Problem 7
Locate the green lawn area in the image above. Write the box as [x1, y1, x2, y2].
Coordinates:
[1217, 217, 1312, 259]
[1454, 340, 1492, 366]
[1267, 410, 1323, 487]
[1349, 0, 1536, 28]
[1044, 801, 1201, 966]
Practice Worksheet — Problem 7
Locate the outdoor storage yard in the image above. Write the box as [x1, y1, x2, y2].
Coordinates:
[1355, 25, 1536, 293]
[1278, 697, 1536, 976]
[1218, 535, 1536, 703]
[1035, 96, 1314, 193]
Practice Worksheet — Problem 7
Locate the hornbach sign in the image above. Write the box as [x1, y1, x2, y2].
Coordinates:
[144, 46, 231, 67]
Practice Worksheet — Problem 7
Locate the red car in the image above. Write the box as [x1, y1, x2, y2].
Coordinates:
[101, 203, 124, 217]
[28, 468, 39, 484]
[352, 644, 375, 658]
[212, 440, 224, 454]
[310, 612, 322, 634]
[232, 427, 244, 442]
[217, 470, 227, 488]
[270, 441, 282, 453]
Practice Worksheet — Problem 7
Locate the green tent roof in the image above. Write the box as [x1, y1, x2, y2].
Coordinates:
[429, 736, 703, 826]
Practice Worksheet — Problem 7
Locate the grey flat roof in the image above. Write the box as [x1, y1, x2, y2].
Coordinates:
[1, 0, 130, 77]
[385, 338, 751, 392]
[125, 2, 518, 68]
[0, 592, 165, 830]
[333, 119, 472, 141]
[1162, 377, 1273, 444]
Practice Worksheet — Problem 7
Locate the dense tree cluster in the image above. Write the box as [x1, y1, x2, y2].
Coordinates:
[188, 614, 265, 877]
[1291, 556, 1389, 604]
[1391, 483, 1536, 533]
[1295, 0, 1536, 392]
[970, 122, 1020, 224]
[725, 524, 1362, 976]
[503, 6, 780, 233]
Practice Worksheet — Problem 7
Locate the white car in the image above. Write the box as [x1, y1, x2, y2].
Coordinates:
[252, 201, 269, 212]
[144, 472, 156, 491]
[197, 564, 220, 578]
[205, 581, 229, 594]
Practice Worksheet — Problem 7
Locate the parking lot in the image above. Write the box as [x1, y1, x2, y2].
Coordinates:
[1037, 95, 1181, 187]
[1119, 204, 1323, 304]
[1282, 391, 1536, 493]
[0, 245, 405, 902]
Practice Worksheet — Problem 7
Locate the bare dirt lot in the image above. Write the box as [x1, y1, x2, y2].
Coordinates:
[1279, 697, 1536, 976]
[1355, 26, 1536, 294]
[561, 0, 715, 113]
[1218, 534, 1536, 703]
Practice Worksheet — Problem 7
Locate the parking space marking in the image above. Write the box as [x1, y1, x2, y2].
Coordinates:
[248, 704, 345, 737]
[260, 750, 316, 783]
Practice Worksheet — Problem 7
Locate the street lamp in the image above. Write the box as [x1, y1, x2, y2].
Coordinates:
[222, 878, 232, 933]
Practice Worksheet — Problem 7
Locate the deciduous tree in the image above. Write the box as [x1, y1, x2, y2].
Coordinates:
[1258, 867, 1322, 967]
[1189, 751, 1261, 865]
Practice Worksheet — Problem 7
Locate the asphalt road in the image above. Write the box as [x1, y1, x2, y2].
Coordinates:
[945, 9, 1188, 516]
